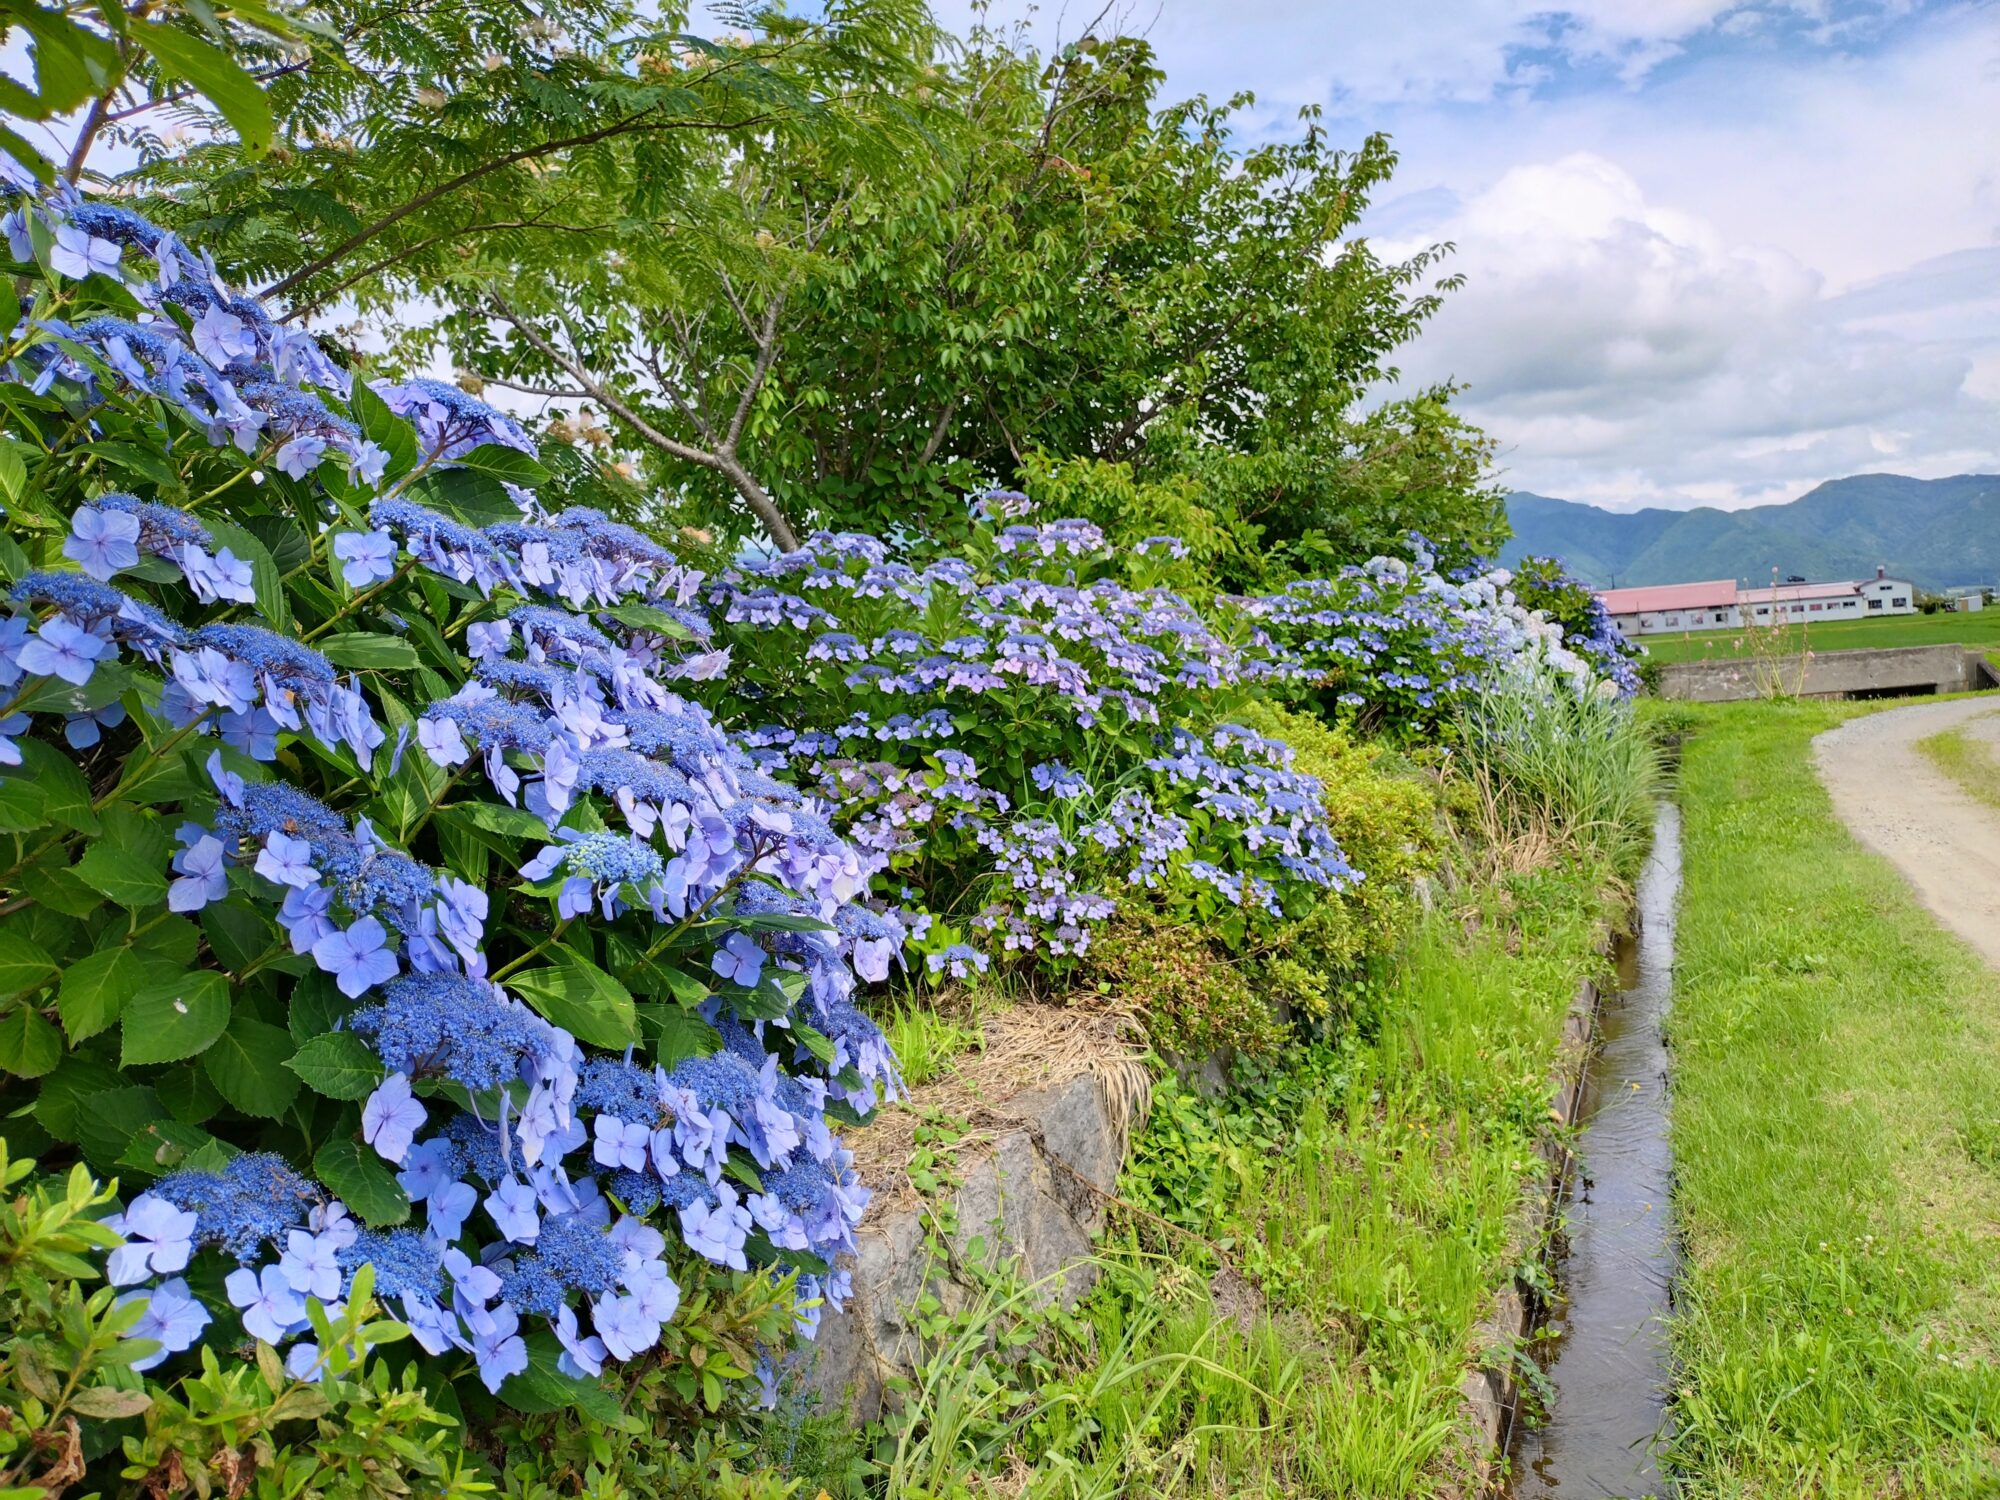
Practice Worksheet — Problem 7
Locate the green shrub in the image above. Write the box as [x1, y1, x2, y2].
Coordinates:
[1233, 702, 1439, 1024]
[1457, 676, 1662, 878]
[1080, 913, 1282, 1061]
[0, 1142, 483, 1499]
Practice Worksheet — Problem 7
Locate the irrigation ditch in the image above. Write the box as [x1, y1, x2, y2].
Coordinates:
[1497, 801, 1683, 1498]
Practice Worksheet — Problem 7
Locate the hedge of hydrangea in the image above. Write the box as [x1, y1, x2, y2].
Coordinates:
[0, 171, 894, 1404]
[0, 165, 1637, 1416]
[691, 513, 1634, 978]
[698, 516, 1360, 971]
[1504, 553, 1645, 698]
[1228, 539, 1629, 736]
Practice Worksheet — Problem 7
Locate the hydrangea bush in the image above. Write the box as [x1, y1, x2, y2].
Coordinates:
[698, 510, 1359, 974]
[1505, 553, 1644, 698]
[1229, 539, 1632, 736]
[0, 172, 899, 1413]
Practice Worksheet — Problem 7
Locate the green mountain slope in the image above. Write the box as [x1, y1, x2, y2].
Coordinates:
[1501, 474, 2000, 589]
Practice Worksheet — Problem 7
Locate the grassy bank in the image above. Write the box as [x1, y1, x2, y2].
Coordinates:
[1917, 714, 2000, 812]
[1639, 609, 2000, 665]
[808, 863, 1619, 1499]
[1669, 700, 2000, 1496]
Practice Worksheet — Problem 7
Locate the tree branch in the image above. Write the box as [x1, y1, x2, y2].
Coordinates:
[722, 269, 798, 453]
[264, 107, 778, 302]
[487, 292, 800, 552]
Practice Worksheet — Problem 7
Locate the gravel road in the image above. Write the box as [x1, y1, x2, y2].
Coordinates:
[1814, 697, 2000, 969]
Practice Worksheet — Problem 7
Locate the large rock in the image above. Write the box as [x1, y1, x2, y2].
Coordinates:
[800, 1065, 1142, 1419]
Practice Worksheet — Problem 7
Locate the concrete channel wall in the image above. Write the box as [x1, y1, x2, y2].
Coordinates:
[1657, 645, 1999, 703]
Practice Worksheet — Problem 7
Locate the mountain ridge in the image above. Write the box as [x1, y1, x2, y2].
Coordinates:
[1500, 473, 2000, 590]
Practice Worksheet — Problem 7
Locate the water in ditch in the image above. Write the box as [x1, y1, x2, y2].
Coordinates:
[1509, 800, 1682, 1499]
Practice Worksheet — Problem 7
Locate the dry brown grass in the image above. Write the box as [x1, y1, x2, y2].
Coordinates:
[846, 998, 1151, 1220]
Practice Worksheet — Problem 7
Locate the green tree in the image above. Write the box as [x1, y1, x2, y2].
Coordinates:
[460, 19, 1495, 565]
[107, 0, 937, 549]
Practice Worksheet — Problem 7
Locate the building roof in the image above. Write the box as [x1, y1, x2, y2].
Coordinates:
[1597, 580, 1739, 615]
[1739, 578, 1900, 604]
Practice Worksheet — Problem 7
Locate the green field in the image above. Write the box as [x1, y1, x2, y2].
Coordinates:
[1669, 700, 2000, 1496]
[1638, 608, 2000, 664]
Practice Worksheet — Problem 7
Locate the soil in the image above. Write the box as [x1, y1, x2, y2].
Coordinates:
[1813, 697, 2000, 969]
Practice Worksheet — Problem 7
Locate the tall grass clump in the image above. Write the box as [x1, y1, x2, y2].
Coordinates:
[1459, 675, 1662, 877]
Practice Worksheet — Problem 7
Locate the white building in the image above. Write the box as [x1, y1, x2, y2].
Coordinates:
[1598, 580, 1741, 638]
[1598, 568, 1916, 638]
[1738, 567, 1914, 623]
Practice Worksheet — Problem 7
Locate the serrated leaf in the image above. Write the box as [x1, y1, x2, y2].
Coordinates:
[312, 1138, 409, 1227]
[73, 841, 168, 910]
[600, 600, 693, 638]
[509, 950, 638, 1050]
[58, 945, 143, 1042]
[202, 897, 272, 973]
[116, 1119, 227, 1178]
[351, 380, 418, 483]
[11, 740, 97, 832]
[438, 801, 549, 841]
[638, 1005, 722, 1067]
[0, 930, 58, 997]
[0, 1005, 62, 1077]
[286, 1031, 383, 1100]
[121, 971, 231, 1065]
[497, 1332, 623, 1421]
[204, 1016, 298, 1117]
[450, 443, 549, 486]
[288, 971, 354, 1043]
[0, 776, 45, 833]
[72, 807, 170, 910]
[729, 912, 834, 934]
[412, 466, 522, 527]
[157, 1065, 225, 1125]
[317, 632, 422, 670]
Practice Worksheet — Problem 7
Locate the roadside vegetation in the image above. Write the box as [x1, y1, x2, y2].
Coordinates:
[1669, 700, 2000, 1496]
[784, 709, 1650, 1498]
[1638, 608, 2000, 665]
[1916, 715, 2000, 812]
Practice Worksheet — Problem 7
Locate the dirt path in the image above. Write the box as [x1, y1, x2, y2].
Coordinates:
[1813, 697, 2000, 969]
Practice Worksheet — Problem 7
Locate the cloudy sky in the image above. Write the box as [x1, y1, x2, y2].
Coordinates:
[933, 0, 2000, 511]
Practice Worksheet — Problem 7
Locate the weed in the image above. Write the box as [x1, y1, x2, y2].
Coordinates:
[1458, 676, 1662, 878]
[878, 1004, 984, 1088]
[1916, 717, 2000, 813]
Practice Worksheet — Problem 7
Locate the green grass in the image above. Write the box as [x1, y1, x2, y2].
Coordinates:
[1917, 718, 2000, 814]
[1669, 700, 2000, 1497]
[1639, 608, 2000, 665]
[821, 864, 1619, 1499]
[877, 1002, 983, 1087]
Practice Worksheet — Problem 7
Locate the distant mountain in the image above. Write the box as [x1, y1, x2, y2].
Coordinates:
[1500, 474, 2000, 590]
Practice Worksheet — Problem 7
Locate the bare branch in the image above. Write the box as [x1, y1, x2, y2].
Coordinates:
[486, 291, 800, 551]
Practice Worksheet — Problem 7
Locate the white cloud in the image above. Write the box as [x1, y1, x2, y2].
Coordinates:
[925, 2, 2000, 509]
[1380, 151, 2000, 507]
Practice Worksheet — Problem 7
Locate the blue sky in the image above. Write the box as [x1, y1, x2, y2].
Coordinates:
[928, 0, 2000, 511]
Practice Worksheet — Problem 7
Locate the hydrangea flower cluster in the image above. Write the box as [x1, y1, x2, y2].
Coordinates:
[1229, 539, 1625, 732]
[706, 522, 1355, 971]
[0, 178, 894, 1401]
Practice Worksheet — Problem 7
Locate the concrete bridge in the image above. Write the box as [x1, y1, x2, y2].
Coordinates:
[1657, 644, 2000, 704]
